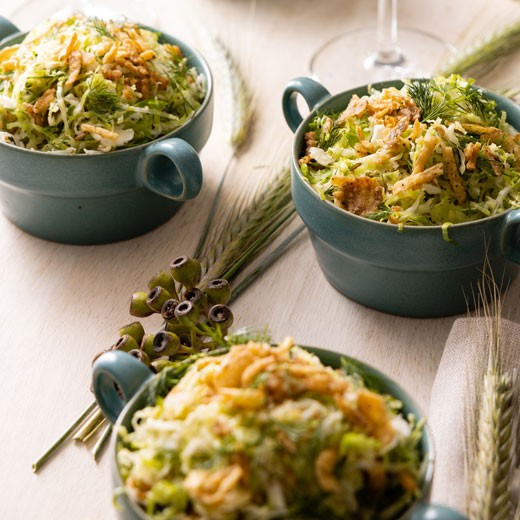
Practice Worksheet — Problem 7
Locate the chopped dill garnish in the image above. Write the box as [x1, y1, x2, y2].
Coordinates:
[366, 204, 393, 222]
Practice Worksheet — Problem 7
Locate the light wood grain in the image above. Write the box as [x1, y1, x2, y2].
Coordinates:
[1, 0, 520, 518]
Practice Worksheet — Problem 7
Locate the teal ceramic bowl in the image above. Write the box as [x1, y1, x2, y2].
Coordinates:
[92, 349, 466, 520]
[0, 17, 213, 244]
[283, 77, 520, 318]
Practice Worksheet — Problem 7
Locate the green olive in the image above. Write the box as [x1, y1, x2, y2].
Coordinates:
[147, 270, 178, 297]
[182, 287, 207, 312]
[128, 349, 151, 367]
[140, 333, 156, 359]
[114, 334, 140, 353]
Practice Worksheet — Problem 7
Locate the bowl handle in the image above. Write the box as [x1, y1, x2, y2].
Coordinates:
[501, 209, 520, 263]
[0, 16, 21, 42]
[137, 137, 203, 201]
[282, 76, 330, 133]
[410, 503, 466, 519]
[92, 351, 154, 424]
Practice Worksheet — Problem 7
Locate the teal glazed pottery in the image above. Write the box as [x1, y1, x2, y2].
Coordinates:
[283, 77, 520, 317]
[93, 349, 466, 520]
[0, 17, 213, 244]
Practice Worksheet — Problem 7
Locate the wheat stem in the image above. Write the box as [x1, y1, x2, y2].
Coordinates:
[32, 401, 98, 472]
[72, 407, 104, 441]
[193, 154, 234, 259]
[199, 165, 293, 285]
[92, 423, 113, 461]
[231, 223, 306, 301]
[437, 19, 520, 78]
[221, 206, 296, 281]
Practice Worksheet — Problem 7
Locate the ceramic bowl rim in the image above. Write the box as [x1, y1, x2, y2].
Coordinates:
[0, 26, 213, 158]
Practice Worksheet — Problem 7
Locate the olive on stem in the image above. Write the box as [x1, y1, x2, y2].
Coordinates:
[113, 334, 140, 353]
[161, 298, 179, 320]
[128, 349, 151, 366]
[140, 333, 156, 359]
[182, 287, 207, 312]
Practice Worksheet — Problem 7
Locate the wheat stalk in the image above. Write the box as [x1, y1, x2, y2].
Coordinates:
[465, 272, 519, 520]
[437, 19, 520, 79]
[469, 370, 515, 519]
[198, 163, 295, 286]
[192, 32, 255, 260]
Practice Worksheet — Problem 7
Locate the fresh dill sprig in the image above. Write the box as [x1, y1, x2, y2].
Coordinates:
[85, 75, 121, 115]
[90, 18, 115, 40]
[407, 78, 500, 126]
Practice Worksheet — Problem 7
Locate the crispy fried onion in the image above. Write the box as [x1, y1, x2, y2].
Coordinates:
[331, 176, 384, 216]
[184, 465, 250, 509]
[392, 163, 444, 195]
[336, 88, 421, 129]
[443, 145, 466, 204]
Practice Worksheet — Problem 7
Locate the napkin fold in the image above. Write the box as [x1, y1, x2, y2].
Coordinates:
[429, 317, 520, 515]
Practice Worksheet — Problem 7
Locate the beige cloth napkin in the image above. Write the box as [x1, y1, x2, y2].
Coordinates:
[428, 317, 520, 515]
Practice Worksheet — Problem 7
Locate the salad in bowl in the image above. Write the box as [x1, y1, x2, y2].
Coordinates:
[0, 14, 206, 153]
[298, 75, 520, 231]
[116, 338, 423, 519]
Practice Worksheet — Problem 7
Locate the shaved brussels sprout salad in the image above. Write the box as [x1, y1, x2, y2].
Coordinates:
[117, 339, 424, 519]
[0, 15, 205, 153]
[299, 75, 520, 229]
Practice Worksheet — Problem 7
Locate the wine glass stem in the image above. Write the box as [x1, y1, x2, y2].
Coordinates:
[375, 0, 403, 65]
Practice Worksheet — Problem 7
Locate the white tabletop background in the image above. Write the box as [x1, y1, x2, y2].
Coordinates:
[1, 0, 520, 518]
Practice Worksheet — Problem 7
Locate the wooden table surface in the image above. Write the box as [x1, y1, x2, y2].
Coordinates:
[1, 0, 520, 518]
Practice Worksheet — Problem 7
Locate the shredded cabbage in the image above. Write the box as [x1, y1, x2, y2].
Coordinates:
[299, 75, 520, 229]
[117, 341, 423, 519]
[0, 15, 205, 153]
